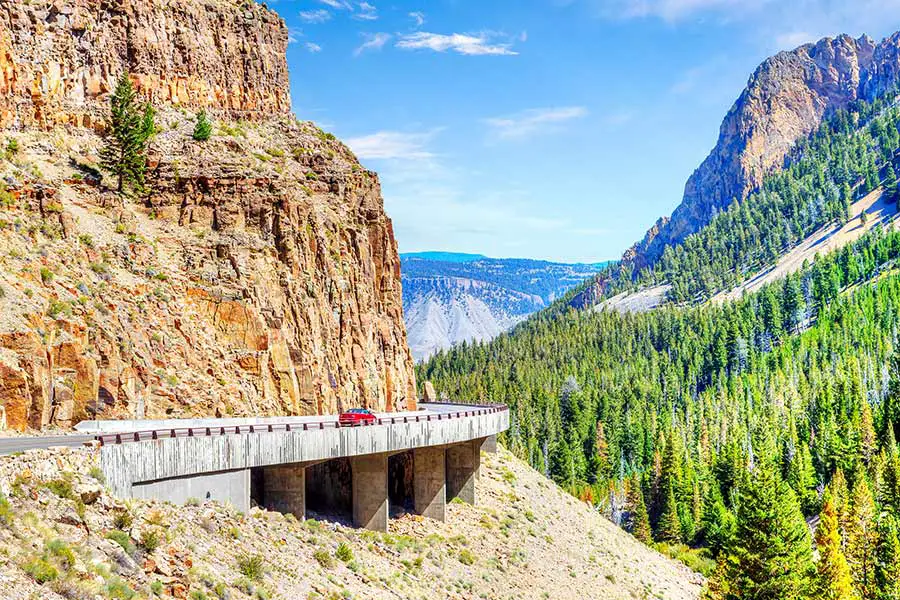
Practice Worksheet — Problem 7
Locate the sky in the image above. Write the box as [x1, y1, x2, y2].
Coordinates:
[269, 0, 900, 263]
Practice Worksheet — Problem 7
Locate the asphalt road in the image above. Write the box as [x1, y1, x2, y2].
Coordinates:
[0, 434, 96, 456]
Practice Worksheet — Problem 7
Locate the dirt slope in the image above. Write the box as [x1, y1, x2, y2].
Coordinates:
[711, 188, 900, 303]
[0, 446, 702, 600]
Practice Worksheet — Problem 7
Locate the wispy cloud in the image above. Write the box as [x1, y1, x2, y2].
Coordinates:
[354, 1, 378, 20]
[345, 130, 440, 160]
[484, 107, 589, 140]
[299, 9, 331, 23]
[287, 27, 302, 44]
[319, 0, 352, 9]
[305, 42, 323, 53]
[396, 32, 520, 56]
[354, 32, 392, 56]
[409, 11, 426, 28]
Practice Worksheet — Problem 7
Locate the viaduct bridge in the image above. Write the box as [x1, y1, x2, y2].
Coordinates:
[87, 403, 509, 531]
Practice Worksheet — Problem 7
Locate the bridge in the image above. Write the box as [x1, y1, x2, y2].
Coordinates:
[91, 403, 509, 531]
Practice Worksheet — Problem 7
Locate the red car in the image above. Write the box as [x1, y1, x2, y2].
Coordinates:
[339, 408, 377, 427]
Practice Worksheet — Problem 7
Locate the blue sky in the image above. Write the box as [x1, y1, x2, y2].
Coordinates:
[271, 0, 900, 263]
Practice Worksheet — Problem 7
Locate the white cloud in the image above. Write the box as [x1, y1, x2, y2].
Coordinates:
[305, 42, 323, 53]
[354, 32, 392, 56]
[354, 1, 378, 20]
[484, 107, 589, 140]
[319, 0, 352, 9]
[287, 27, 302, 44]
[345, 130, 439, 160]
[396, 32, 520, 56]
[299, 9, 331, 23]
[409, 11, 426, 27]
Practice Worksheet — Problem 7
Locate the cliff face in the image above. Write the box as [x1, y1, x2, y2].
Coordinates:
[626, 32, 900, 268]
[0, 0, 417, 430]
[0, 0, 291, 129]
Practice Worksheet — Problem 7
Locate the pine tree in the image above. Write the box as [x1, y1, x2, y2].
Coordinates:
[657, 481, 683, 543]
[99, 73, 155, 194]
[714, 466, 814, 599]
[874, 514, 900, 600]
[816, 492, 858, 600]
[193, 109, 213, 142]
[626, 475, 652, 544]
[847, 478, 878, 600]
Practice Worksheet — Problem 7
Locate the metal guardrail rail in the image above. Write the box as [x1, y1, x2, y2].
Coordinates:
[95, 405, 508, 446]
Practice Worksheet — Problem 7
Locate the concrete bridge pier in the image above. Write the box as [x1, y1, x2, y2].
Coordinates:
[259, 463, 306, 519]
[352, 454, 389, 531]
[413, 446, 446, 521]
[447, 438, 483, 505]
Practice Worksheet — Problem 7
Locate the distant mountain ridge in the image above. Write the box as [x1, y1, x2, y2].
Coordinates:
[571, 32, 900, 309]
[401, 254, 606, 361]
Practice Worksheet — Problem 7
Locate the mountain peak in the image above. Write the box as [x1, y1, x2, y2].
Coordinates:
[622, 29, 899, 271]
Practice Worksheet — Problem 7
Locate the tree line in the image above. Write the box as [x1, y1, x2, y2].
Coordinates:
[420, 221, 900, 598]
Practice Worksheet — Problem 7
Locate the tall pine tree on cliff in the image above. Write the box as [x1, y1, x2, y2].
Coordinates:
[100, 73, 155, 194]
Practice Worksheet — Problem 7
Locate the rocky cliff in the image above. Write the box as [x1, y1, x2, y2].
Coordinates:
[0, 0, 417, 431]
[625, 32, 900, 268]
[0, 0, 291, 129]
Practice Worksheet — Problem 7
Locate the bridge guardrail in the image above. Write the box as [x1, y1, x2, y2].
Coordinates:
[95, 404, 508, 446]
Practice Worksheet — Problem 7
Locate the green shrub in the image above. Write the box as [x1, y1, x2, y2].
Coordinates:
[44, 478, 72, 499]
[190, 590, 208, 600]
[139, 529, 161, 553]
[23, 557, 58, 583]
[89, 466, 106, 484]
[193, 111, 213, 142]
[39, 267, 53, 283]
[6, 138, 18, 155]
[47, 300, 72, 319]
[237, 554, 265, 582]
[150, 580, 164, 596]
[113, 510, 133, 530]
[105, 530, 135, 554]
[313, 549, 333, 569]
[78, 233, 95, 248]
[46, 539, 75, 568]
[458, 549, 476, 565]
[105, 575, 137, 599]
[335, 543, 353, 563]
[0, 496, 12, 525]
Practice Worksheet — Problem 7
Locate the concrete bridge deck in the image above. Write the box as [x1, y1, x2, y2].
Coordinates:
[98, 403, 509, 531]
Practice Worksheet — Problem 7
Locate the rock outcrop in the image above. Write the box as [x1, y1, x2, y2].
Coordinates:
[626, 32, 900, 268]
[0, 0, 291, 129]
[0, 0, 416, 430]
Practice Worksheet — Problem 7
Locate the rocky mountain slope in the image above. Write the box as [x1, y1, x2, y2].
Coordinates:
[401, 254, 602, 361]
[0, 445, 703, 600]
[625, 32, 900, 269]
[0, 0, 416, 431]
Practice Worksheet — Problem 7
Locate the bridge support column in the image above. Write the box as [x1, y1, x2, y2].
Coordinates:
[262, 464, 306, 519]
[352, 453, 388, 531]
[481, 434, 498, 454]
[447, 438, 481, 505]
[413, 447, 445, 521]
